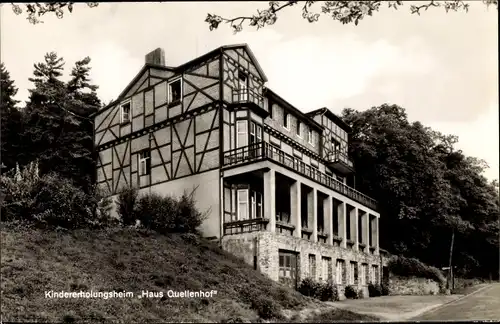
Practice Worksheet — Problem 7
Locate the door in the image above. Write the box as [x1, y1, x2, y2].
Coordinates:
[279, 251, 298, 289]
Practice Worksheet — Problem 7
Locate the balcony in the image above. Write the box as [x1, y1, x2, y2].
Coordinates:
[228, 89, 268, 117]
[223, 217, 269, 235]
[223, 142, 377, 210]
[325, 151, 354, 174]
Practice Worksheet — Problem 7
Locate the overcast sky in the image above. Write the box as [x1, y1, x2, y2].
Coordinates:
[1, 2, 498, 181]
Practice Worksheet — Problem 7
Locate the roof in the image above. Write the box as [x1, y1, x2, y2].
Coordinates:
[91, 44, 268, 119]
[264, 88, 323, 132]
[306, 107, 352, 133]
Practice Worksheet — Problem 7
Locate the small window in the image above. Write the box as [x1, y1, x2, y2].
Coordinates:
[120, 101, 131, 124]
[309, 254, 316, 279]
[296, 120, 302, 137]
[237, 189, 249, 221]
[168, 78, 182, 104]
[283, 112, 290, 130]
[238, 70, 248, 101]
[308, 129, 314, 145]
[139, 150, 151, 175]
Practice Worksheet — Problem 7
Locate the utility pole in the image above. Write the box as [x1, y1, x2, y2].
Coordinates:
[447, 228, 455, 290]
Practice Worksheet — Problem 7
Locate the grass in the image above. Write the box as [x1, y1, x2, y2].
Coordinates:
[1, 223, 373, 322]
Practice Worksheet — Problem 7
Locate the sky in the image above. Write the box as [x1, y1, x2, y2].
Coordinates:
[1, 2, 498, 181]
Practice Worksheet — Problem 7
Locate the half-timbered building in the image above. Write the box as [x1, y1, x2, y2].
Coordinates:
[93, 44, 386, 298]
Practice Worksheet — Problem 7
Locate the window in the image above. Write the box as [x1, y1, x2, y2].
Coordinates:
[238, 70, 248, 101]
[283, 112, 290, 130]
[250, 190, 262, 219]
[168, 78, 182, 103]
[296, 120, 302, 137]
[336, 259, 345, 284]
[279, 251, 297, 280]
[321, 257, 332, 282]
[332, 138, 341, 155]
[236, 120, 248, 148]
[308, 129, 314, 145]
[120, 101, 131, 124]
[309, 254, 316, 279]
[249, 121, 262, 144]
[237, 189, 248, 220]
[350, 262, 358, 285]
[371, 265, 379, 284]
[139, 150, 151, 175]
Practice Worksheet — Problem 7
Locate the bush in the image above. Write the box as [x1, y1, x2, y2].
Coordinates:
[249, 295, 282, 320]
[381, 283, 389, 296]
[136, 186, 206, 234]
[117, 186, 139, 226]
[297, 278, 339, 301]
[388, 255, 446, 287]
[368, 283, 383, 297]
[344, 285, 359, 299]
[1, 162, 39, 222]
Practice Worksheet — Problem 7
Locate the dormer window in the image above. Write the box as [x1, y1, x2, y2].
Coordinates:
[168, 78, 182, 104]
[120, 101, 131, 124]
[296, 121, 302, 137]
[283, 112, 290, 130]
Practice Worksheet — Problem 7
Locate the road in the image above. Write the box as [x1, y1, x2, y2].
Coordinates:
[413, 284, 500, 321]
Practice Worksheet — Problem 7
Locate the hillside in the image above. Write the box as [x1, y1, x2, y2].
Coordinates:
[0, 224, 376, 323]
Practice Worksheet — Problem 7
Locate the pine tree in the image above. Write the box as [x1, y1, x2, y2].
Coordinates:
[0, 62, 23, 170]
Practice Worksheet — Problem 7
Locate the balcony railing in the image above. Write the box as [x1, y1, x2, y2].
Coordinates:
[223, 217, 269, 235]
[223, 142, 378, 210]
[231, 88, 264, 108]
[326, 151, 354, 168]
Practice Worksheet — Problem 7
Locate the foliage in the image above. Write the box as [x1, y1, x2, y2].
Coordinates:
[388, 255, 446, 286]
[135, 187, 207, 234]
[0, 162, 97, 229]
[249, 294, 282, 320]
[297, 278, 339, 302]
[117, 187, 139, 226]
[0, 63, 23, 170]
[381, 283, 389, 296]
[11, 3, 99, 24]
[368, 283, 382, 297]
[16, 52, 100, 194]
[206, 1, 498, 33]
[341, 104, 499, 279]
[344, 285, 358, 299]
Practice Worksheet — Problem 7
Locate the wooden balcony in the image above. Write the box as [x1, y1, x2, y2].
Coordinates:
[325, 151, 354, 174]
[228, 89, 268, 118]
[223, 142, 378, 211]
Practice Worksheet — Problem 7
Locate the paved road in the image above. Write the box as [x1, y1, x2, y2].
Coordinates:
[414, 284, 500, 321]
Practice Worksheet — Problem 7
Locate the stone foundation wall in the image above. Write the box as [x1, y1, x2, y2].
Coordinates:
[221, 231, 383, 299]
[388, 275, 440, 296]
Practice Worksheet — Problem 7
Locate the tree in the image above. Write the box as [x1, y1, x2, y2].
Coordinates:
[206, 0, 498, 33]
[20, 52, 101, 193]
[0, 63, 23, 170]
[10, 3, 99, 24]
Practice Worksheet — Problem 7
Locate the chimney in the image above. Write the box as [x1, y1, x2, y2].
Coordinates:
[145, 48, 165, 66]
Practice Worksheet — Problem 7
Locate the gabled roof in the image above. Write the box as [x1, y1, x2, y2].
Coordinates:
[91, 44, 268, 118]
[264, 88, 323, 132]
[306, 107, 352, 133]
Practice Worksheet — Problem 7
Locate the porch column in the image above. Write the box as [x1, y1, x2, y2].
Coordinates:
[264, 169, 276, 232]
[291, 181, 301, 238]
[324, 196, 333, 245]
[375, 216, 380, 255]
[338, 202, 347, 248]
[350, 207, 358, 251]
[361, 210, 369, 248]
[311, 188, 318, 242]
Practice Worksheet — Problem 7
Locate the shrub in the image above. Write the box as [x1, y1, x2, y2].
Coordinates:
[344, 285, 359, 299]
[249, 294, 282, 320]
[117, 186, 139, 226]
[388, 255, 446, 287]
[297, 277, 321, 298]
[381, 283, 389, 296]
[368, 283, 382, 297]
[317, 280, 339, 301]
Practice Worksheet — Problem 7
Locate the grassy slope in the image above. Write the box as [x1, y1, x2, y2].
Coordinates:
[1, 225, 376, 323]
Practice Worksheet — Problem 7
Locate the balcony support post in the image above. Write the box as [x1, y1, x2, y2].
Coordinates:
[291, 181, 302, 238]
[264, 169, 276, 232]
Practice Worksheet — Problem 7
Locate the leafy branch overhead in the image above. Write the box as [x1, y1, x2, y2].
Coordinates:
[11, 2, 99, 24]
[205, 0, 498, 33]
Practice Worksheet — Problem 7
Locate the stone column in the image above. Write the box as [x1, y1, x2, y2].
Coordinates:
[291, 181, 301, 238]
[311, 188, 318, 242]
[375, 216, 380, 255]
[325, 196, 333, 245]
[338, 201, 347, 248]
[350, 207, 358, 251]
[264, 169, 276, 232]
[362, 211, 369, 248]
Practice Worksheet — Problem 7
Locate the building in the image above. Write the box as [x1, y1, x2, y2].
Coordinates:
[93, 44, 385, 297]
